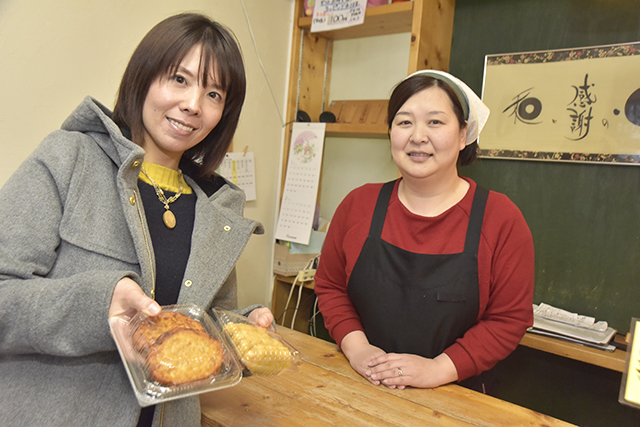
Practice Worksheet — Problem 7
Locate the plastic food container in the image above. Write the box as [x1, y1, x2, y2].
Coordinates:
[109, 304, 242, 407]
[213, 308, 300, 376]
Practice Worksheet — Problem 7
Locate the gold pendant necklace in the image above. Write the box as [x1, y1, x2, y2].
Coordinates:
[140, 165, 184, 229]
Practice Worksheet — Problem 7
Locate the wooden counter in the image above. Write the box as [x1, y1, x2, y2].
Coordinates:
[201, 327, 575, 427]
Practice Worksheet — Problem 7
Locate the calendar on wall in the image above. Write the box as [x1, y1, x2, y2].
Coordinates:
[275, 122, 326, 245]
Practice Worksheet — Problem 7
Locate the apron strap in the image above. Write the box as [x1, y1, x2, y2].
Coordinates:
[464, 186, 489, 254]
[369, 180, 397, 238]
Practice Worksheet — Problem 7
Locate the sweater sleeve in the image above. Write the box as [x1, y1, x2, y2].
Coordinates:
[0, 135, 134, 357]
[315, 186, 377, 347]
[443, 192, 535, 381]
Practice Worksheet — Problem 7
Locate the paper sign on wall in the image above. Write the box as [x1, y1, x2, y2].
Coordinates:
[311, 0, 367, 33]
[217, 152, 257, 201]
[275, 123, 326, 245]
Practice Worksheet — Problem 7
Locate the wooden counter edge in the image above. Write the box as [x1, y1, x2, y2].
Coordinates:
[268, 327, 577, 427]
[519, 332, 626, 372]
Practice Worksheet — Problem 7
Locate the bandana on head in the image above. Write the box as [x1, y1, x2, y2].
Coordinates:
[404, 70, 490, 145]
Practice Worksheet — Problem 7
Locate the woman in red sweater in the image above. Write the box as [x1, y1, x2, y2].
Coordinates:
[314, 70, 534, 394]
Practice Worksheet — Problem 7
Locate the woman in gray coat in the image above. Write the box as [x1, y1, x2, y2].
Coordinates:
[0, 13, 273, 427]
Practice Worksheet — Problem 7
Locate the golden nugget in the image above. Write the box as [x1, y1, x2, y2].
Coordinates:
[223, 322, 293, 375]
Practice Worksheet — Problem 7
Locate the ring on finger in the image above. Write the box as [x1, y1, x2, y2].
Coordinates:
[397, 367, 403, 377]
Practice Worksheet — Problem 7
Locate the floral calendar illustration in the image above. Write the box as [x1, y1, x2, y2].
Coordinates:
[275, 123, 326, 245]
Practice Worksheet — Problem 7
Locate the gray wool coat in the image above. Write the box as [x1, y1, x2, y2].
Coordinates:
[0, 97, 264, 427]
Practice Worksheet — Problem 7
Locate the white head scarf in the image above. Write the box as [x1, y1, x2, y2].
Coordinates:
[404, 70, 490, 145]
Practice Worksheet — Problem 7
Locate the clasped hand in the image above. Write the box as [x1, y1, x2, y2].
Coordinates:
[342, 331, 458, 389]
[366, 352, 457, 389]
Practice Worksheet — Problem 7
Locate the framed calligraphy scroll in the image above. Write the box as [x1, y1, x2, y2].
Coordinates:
[480, 42, 640, 164]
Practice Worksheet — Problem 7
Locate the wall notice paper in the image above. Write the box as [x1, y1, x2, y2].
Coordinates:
[311, 0, 366, 33]
[217, 152, 256, 201]
[275, 123, 326, 245]
[619, 318, 640, 409]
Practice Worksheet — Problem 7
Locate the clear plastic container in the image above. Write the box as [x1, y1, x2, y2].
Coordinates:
[213, 308, 300, 376]
[109, 304, 242, 407]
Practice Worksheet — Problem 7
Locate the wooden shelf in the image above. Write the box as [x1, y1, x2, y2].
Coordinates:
[322, 99, 389, 138]
[519, 332, 627, 372]
[272, 274, 316, 334]
[274, 274, 315, 290]
[298, 2, 414, 40]
[324, 122, 389, 138]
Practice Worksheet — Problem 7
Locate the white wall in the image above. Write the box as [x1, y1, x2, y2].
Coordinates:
[0, 0, 294, 308]
[319, 33, 409, 221]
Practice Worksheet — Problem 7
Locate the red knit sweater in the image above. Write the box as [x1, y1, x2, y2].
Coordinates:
[314, 178, 534, 381]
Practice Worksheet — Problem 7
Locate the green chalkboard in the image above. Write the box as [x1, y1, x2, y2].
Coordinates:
[450, 0, 640, 333]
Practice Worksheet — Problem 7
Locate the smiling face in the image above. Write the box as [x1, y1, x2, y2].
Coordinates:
[141, 44, 226, 170]
[390, 86, 467, 183]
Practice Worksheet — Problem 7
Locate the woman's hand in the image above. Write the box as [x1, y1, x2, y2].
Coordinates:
[108, 277, 160, 319]
[340, 331, 388, 385]
[367, 352, 458, 389]
[247, 307, 275, 330]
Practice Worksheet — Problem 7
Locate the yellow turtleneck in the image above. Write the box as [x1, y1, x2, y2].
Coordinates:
[138, 161, 193, 194]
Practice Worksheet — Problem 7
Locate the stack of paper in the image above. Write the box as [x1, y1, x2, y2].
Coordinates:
[528, 303, 617, 351]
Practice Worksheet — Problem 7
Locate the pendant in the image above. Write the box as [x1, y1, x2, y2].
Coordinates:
[163, 210, 176, 229]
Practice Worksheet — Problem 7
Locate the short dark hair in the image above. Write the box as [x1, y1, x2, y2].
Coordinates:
[387, 75, 478, 166]
[112, 13, 246, 177]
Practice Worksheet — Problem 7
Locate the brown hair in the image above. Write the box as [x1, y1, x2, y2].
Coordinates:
[112, 13, 246, 177]
[387, 75, 478, 166]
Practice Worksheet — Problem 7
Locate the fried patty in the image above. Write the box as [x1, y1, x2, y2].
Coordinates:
[132, 311, 205, 351]
[146, 328, 224, 386]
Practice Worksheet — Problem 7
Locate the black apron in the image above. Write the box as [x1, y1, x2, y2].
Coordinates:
[347, 180, 494, 392]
